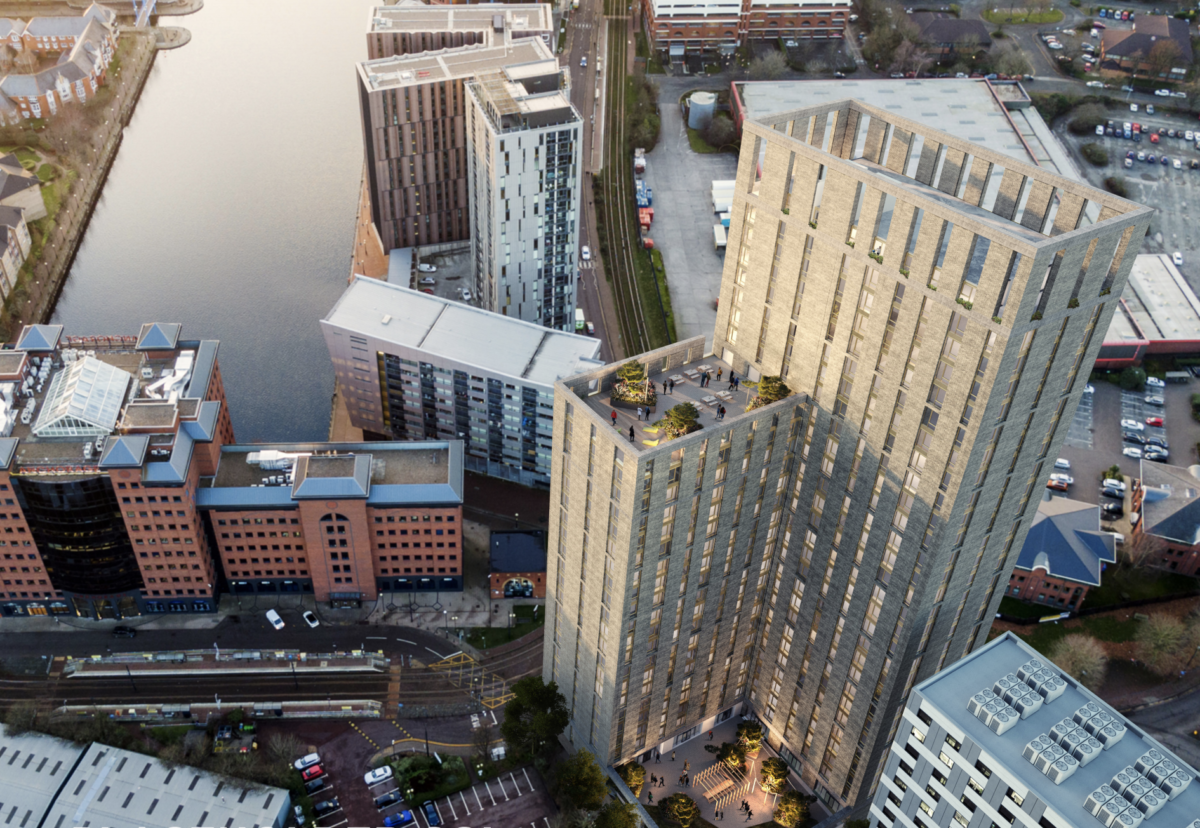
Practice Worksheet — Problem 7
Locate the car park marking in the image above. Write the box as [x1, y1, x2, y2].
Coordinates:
[483, 781, 496, 805]
[522, 768, 534, 790]
[473, 787, 483, 809]
[444, 796, 458, 820]
[510, 772, 522, 796]
[369, 778, 394, 788]
[459, 791, 471, 814]
[434, 800, 445, 823]
[317, 819, 347, 828]
[416, 810, 431, 828]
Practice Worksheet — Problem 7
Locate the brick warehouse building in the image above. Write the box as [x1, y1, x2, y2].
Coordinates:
[544, 99, 1150, 814]
[198, 441, 465, 604]
[0, 323, 235, 619]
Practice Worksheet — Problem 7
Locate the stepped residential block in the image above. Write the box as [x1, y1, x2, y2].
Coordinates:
[544, 99, 1151, 813]
[322, 276, 601, 488]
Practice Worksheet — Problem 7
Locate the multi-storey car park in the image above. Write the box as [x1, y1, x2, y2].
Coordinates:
[641, 0, 851, 63]
[356, 6, 554, 254]
[544, 99, 1151, 814]
[868, 631, 1200, 828]
[466, 57, 582, 331]
[322, 276, 602, 489]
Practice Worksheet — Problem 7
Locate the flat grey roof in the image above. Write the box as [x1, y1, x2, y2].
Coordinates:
[369, 3, 551, 34]
[737, 79, 1053, 173]
[324, 277, 602, 388]
[1123, 253, 1200, 343]
[0, 725, 86, 828]
[915, 632, 1200, 827]
[357, 38, 551, 91]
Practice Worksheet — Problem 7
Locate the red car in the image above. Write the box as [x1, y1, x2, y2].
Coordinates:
[1146, 416, 1164, 427]
[302, 765, 325, 781]
[1150, 133, 1160, 144]
[1046, 479, 1069, 492]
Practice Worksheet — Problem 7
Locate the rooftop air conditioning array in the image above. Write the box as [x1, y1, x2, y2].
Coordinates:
[1073, 702, 1128, 748]
[1022, 734, 1080, 785]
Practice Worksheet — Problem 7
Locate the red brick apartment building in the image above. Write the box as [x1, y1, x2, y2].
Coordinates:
[1133, 460, 1200, 577]
[641, 0, 849, 59]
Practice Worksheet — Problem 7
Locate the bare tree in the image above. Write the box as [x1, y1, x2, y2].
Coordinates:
[955, 32, 981, 60]
[1048, 634, 1107, 690]
[266, 733, 304, 766]
[1122, 531, 1164, 569]
[473, 721, 494, 765]
[749, 51, 788, 80]
[4, 700, 38, 734]
[1147, 40, 1182, 79]
[889, 39, 930, 75]
[1029, 0, 1053, 19]
[992, 42, 1032, 77]
[1137, 613, 1187, 675]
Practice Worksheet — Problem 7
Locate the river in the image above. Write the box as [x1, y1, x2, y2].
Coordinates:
[51, 0, 379, 443]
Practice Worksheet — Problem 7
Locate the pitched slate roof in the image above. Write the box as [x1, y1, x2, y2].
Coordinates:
[0, 204, 26, 229]
[1101, 14, 1193, 64]
[136, 322, 182, 351]
[15, 324, 61, 352]
[911, 12, 992, 48]
[1015, 495, 1116, 586]
[0, 156, 38, 200]
[98, 434, 149, 469]
[1139, 460, 1200, 545]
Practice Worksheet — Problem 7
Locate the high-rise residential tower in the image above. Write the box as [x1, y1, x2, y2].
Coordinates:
[466, 60, 581, 330]
[356, 4, 553, 253]
[544, 99, 1151, 814]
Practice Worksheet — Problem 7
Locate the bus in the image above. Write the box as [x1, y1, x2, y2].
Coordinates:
[575, 308, 586, 331]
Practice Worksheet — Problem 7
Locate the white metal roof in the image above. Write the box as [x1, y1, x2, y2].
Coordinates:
[323, 277, 602, 387]
[0, 725, 87, 828]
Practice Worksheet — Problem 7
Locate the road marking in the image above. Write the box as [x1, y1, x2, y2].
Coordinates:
[397, 638, 416, 644]
[490, 710, 497, 725]
[473, 786, 483, 809]
[544, 818, 552, 828]
[522, 767, 534, 790]
[426, 647, 447, 657]
[444, 796, 458, 820]
[366, 636, 388, 640]
[511, 772, 522, 796]
[434, 800, 445, 824]
[460, 790, 471, 814]
[484, 780, 496, 806]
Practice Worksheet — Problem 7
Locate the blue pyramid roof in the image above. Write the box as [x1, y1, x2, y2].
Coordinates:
[98, 435, 149, 468]
[1016, 496, 1116, 587]
[136, 322, 182, 351]
[15, 324, 62, 352]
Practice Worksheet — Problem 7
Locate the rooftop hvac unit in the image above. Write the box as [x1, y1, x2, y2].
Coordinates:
[1158, 770, 1192, 800]
[1049, 718, 1077, 744]
[1044, 753, 1079, 785]
[1023, 735, 1054, 766]
[968, 690, 997, 718]
[1035, 743, 1067, 774]
[1135, 750, 1168, 777]
[1111, 767, 1143, 795]
[1099, 798, 1131, 827]
[1133, 788, 1167, 819]
[1073, 702, 1102, 726]
[1072, 738, 1103, 767]
[1086, 786, 1118, 817]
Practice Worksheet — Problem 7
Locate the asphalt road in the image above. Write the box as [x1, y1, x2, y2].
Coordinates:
[1129, 685, 1200, 768]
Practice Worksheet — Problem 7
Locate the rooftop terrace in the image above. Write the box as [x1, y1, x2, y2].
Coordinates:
[357, 37, 551, 91]
[369, 3, 552, 35]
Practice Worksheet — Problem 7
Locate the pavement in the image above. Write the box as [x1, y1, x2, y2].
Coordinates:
[641, 92, 739, 350]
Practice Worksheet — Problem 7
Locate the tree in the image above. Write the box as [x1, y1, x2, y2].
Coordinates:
[1048, 633, 1107, 690]
[661, 793, 701, 828]
[737, 720, 764, 755]
[617, 762, 646, 797]
[266, 733, 304, 766]
[616, 361, 647, 384]
[991, 41, 1032, 77]
[663, 402, 701, 439]
[749, 51, 788, 80]
[773, 791, 816, 828]
[954, 32, 982, 59]
[1119, 366, 1147, 391]
[889, 39, 929, 76]
[716, 740, 747, 770]
[473, 721, 495, 766]
[1147, 39, 1181, 79]
[4, 700, 37, 735]
[1137, 613, 1187, 675]
[555, 750, 608, 811]
[1069, 103, 1107, 135]
[703, 115, 737, 150]
[1122, 531, 1164, 569]
[760, 757, 789, 793]
[500, 675, 570, 759]
[595, 802, 639, 828]
[748, 376, 792, 411]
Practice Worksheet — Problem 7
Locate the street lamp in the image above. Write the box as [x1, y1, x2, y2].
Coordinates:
[443, 609, 449, 630]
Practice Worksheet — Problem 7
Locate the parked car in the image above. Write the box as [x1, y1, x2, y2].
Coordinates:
[1156, 88, 1172, 97]
[1145, 394, 1165, 406]
[1148, 154, 1157, 164]
[1054, 458, 1071, 470]
[1102, 478, 1127, 492]
[304, 778, 327, 795]
[1088, 82, 1106, 90]
[303, 611, 320, 628]
[1145, 449, 1170, 462]
[423, 802, 442, 827]
[1123, 432, 1146, 445]
[1147, 437, 1169, 449]
[1174, 252, 1185, 266]
[459, 288, 472, 301]
[1047, 479, 1069, 492]
[266, 609, 285, 630]
[1162, 155, 1170, 165]
[1050, 473, 1074, 485]
[1101, 487, 1125, 500]
[1125, 158, 1134, 168]
[294, 753, 321, 771]
[1188, 130, 1196, 141]
[1102, 502, 1125, 517]
[376, 792, 404, 810]
[365, 766, 395, 786]
[418, 277, 436, 286]
[1084, 384, 1095, 394]
[1122, 446, 1143, 459]
[111, 626, 136, 638]
[1146, 376, 1165, 388]
[302, 765, 325, 782]
[417, 263, 437, 273]
[1137, 151, 1147, 162]
[420, 288, 434, 295]
[383, 812, 416, 828]
[1145, 416, 1164, 427]
[1150, 133, 1160, 144]
[581, 245, 592, 261]
[586, 321, 595, 335]
[313, 799, 340, 817]
[1120, 418, 1145, 431]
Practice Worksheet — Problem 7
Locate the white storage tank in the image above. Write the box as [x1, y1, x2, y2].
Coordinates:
[688, 91, 717, 131]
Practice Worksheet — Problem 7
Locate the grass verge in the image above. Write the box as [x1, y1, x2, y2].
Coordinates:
[1012, 614, 1142, 655]
[686, 127, 722, 153]
[462, 605, 544, 649]
[1080, 569, 1199, 611]
[982, 8, 1063, 23]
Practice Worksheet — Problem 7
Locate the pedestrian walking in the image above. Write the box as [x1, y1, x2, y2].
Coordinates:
[734, 376, 740, 390]
[655, 752, 661, 763]
[747, 810, 753, 821]
[742, 800, 748, 812]
[717, 367, 723, 381]
[637, 406, 643, 421]
[651, 774, 657, 786]
[648, 791, 654, 805]
[708, 730, 714, 740]
[729, 373, 736, 390]
[660, 778, 665, 788]
[718, 405, 726, 420]
[611, 410, 617, 426]
[669, 379, 675, 393]
[629, 425, 635, 442]
[684, 760, 690, 771]
[672, 751, 676, 762]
